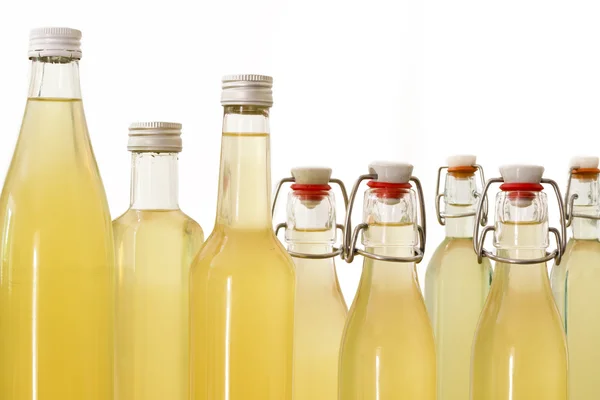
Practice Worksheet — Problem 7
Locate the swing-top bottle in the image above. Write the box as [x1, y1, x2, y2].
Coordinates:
[554, 156, 600, 400]
[338, 162, 435, 400]
[273, 167, 348, 400]
[471, 165, 567, 400]
[425, 155, 492, 400]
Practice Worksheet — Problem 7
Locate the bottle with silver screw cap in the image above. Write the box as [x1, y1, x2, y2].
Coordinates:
[339, 162, 435, 400]
[471, 165, 567, 400]
[553, 156, 600, 400]
[424, 155, 492, 400]
[190, 75, 295, 400]
[113, 122, 204, 400]
[0, 28, 114, 399]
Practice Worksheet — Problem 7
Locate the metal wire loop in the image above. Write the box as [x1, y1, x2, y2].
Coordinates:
[275, 223, 345, 259]
[271, 176, 349, 217]
[343, 174, 427, 264]
[473, 177, 566, 265]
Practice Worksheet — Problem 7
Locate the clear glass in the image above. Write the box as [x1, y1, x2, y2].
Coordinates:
[471, 191, 567, 400]
[113, 152, 204, 399]
[425, 172, 492, 400]
[551, 173, 600, 320]
[0, 57, 115, 398]
[338, 188, 436, 400]
[190, 106, 295, 399]
[285, 190, 347, 400]
[560, 173, 600, 399]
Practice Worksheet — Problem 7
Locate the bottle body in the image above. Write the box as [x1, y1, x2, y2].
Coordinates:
[114, 209, 204, 399]
[0, 96, 115, 397]
[190, 107, 295, 399]
[425, 236, 491, 400]
[550, 239, 572, 321]
[338, 223, 436, 400]
[564, 238, 600, 399]
[471, 223, 567, 400]
[291, 240, 347, 400]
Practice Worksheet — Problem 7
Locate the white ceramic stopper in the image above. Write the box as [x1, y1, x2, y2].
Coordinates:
[369, 161, 413, 184]
[570, 156, 599, 169]
[447, 154, 476, 167]
[500, 164, 544, 184]
[291, 167, 332, 185]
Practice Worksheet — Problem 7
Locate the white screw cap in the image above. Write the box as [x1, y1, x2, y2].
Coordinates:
[28, 27, 82, 59]
[291, 167, 332, 185]
[447, 154, 476, 168]
[369, 161, 413, 184]
[128, 122, 183, 153]
[500, 164, 544, 184]
[570, 156, 599, 169]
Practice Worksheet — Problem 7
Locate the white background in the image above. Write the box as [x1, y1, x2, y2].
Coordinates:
[0, 0, 599, 304]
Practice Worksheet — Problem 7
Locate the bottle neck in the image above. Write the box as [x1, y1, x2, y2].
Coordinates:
[130, 152, 179, 210]
[570, 176, 600, 240]
[444, 173, 477, 238]
[365, 223, 418, 282]
[28, 58, 82, 99]
[216, 105, 272, 230]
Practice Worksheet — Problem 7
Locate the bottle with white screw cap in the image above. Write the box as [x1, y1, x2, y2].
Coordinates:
[271, 166, 348, 400]
[190, 75, 295, 400]
[0, 28, 114, 399]
[424, 155, 492, 400]
[339, 162, 435, 400]
[113, 122, 204, 400]
[551, 156, 600, 400]
[471, 164, 567, 400]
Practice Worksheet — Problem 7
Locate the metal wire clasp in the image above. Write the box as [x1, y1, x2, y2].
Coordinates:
[564, 167, 600, 227]
[435, 164, 488, 226]
[473, 177, 567, 266]
[343, 174, 427, 264]
[271, 176, 349, 260]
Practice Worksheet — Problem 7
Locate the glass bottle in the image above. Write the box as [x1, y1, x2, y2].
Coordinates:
[558, 156, 600, 399]
[425, 155, 492, 400]
[273, 167, 348, 400]
[339, 162, 436, 400]
[0, 28, 114, 399]
[471, 165, 568, 400]
[113, 122, 204, 399]
[189, 75, 295, 400]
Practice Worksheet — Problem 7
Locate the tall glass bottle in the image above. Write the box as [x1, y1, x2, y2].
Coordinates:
[425, 155, 492, 400]
[558, 156, 600, 399]
[273, 167, 348, 400]
[339, 162, 436, 400]
[471, 165, 568, 400]
[0, 28, 114, 399]
[189, 75, 295, 400]
[113, 122, 204, 399]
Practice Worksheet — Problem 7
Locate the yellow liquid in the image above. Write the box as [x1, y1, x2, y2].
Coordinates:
[564, 239, 600, 399]
[339, 223, 436, 400]
[190, 132, 295, 399]
[0, 98, 114, 399]
[289, 229, 347, 400]
[471, 222, 567, 400]
[113, 209, 204, 400]
[425, 237, 491, 400]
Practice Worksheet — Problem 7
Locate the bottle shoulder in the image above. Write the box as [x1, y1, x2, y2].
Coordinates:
[113, 209, 204, 239]
[426, 237, 490, 272]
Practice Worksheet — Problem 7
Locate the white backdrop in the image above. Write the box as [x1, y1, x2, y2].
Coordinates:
[0, 0, 599, 305]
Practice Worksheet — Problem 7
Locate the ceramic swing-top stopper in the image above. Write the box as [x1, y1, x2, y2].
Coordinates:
[291, 167, 332, 185]
[570, 156, 599, 170]
[368, 161, 413, 184]
[500, 164, 544, 184]
[447, 154, 476, 168]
